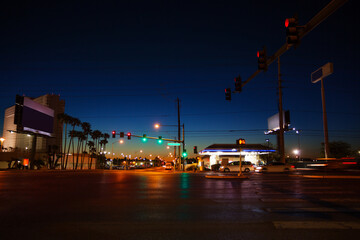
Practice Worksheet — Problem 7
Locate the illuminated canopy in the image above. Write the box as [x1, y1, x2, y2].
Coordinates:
[200, 144, 275, 156]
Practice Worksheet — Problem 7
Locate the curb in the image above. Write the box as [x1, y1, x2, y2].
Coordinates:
[301, 175, 360, 179]
[205, 175, 249, 179]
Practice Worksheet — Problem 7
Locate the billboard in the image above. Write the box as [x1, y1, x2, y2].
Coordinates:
[14, 95, 54, 137]
[311, 62, 333, 83]
[267, 110, 290, 132]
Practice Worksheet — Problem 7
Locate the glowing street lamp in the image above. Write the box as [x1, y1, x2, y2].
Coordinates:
[293, 149, 300, 159]
[0, 137, 5, 152]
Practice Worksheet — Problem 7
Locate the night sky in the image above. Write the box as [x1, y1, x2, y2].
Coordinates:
[1, 0, 359, 158]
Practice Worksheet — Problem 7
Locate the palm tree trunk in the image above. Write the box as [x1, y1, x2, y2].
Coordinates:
[75, 139, 82, 170]
[72, 138, 75, 170]
[62, 124, 68, 169]
[65, 136, 73, 170]
[80, 141, 84, 170]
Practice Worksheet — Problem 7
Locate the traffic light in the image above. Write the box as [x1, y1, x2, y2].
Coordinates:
[112, 131, 116, 138]
[257, 47, 267, 71]
[193, 146, 198, 154]
[234, 75, 242, 92]
[142, 134, 147, 142]
[127, 132, 131, 140]
[182, 149, 188, 158]
[157, 136, 163, 144]
[236, 138, 246, 145]
[120, 132, 124, 138]
[225, 88, 231, 101]
[285, 16, 299, 47]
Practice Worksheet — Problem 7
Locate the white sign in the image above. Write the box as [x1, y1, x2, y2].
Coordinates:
[311, 62, 333, 83]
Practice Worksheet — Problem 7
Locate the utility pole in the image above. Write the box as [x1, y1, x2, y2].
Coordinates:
[177, 98, 181, 169]
[278, 57, 285, 163]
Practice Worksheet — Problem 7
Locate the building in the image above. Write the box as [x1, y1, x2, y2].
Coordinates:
[199, 143, 275, 168]
[2, 94, 65, 154]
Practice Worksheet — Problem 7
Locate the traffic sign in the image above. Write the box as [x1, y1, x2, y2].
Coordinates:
[167, 143, 181, 146]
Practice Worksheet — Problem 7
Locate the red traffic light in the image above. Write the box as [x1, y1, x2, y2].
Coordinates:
[127, 132, 131, 136]
[257, 51, 260, 58]
[112, 131, 115, 135]
[112, 131, 116, 138]
[285, 18, 289, 28]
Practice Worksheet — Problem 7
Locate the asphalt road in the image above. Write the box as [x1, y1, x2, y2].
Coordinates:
[1, 168, 360, 239]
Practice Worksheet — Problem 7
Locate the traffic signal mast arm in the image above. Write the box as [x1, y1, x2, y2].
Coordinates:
[241, 0, 347, 89]
[131, 134, 183, 143]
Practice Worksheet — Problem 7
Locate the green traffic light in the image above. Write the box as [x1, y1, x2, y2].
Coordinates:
[157, 136, 163, 144]
[182, 151, 188, 158]
[142, 134, 147, 142]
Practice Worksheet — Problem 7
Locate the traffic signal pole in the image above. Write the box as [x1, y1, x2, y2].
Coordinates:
[177, 98, 181, 170]
[241, 0, 347, 89]
[277, 57, 285, 163]
[237, 0, 346, 163]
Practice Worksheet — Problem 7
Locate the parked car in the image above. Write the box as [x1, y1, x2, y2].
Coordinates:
[219, 161, 255, 173]
[165, 162, 173, 170]
[185, 163, 198, 171]
[210, 164, 221, 171]
[255, 162, 295, 173]
[112, 165, 125, 170]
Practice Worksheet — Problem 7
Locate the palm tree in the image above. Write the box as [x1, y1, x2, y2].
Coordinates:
[57, 113, 71, 169]
[102, 133, 110, 152]
[91, 130, 102, 154]
[87, 141, 95, 169]
[99, 139, 108, 152]
[65, 117, 81, 169]
[74, 131, 86, 170]
[80, 122, 91, 169]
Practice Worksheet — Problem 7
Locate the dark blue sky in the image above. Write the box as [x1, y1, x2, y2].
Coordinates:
[1, 0, 359, 158]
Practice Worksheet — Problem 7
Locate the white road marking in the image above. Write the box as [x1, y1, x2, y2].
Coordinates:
[273, 221, 360, 229]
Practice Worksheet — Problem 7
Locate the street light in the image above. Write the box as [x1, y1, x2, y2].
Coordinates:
[112, 140, 124, 158]
[293, 149, 300, 159]
[0, 137, 5, 152]
[154, 122, 185, 170]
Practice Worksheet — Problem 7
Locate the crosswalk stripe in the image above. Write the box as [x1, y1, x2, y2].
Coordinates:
[273, 221, 360, 229]
[267, 207, 360, 213]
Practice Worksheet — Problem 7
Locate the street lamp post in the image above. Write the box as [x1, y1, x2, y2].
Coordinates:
[154, 123, 185, 170]
[111, 140, 124, 169]
[0, 138, 5, 152]
[296, 129, 301, 160]
[293, 149, 300, 159]
[265, 139, 269, 163]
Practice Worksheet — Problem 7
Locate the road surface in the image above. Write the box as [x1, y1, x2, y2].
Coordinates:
[0, 168, 360, 239]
